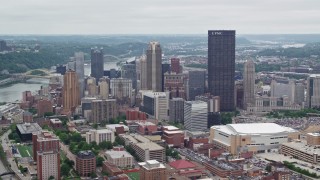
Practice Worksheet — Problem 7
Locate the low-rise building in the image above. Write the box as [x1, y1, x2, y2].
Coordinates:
[204, 160, 243, 178]
[281, 141, 320, 164]
[210, 123, 299, 155]
[163, 130, 184, 148]
[102, 161, 124, 176]
[133, 142, 165, 163]
[49, 118, 63, 129]
[106, 124, 129, 134]
[16, 123, 42, 141]
[105, 149, 134, 168]
[86, 129, 115, 144]
[136, 121, 158, 135]
[306, 132, 320, 145]
[139, 160, 167, 180]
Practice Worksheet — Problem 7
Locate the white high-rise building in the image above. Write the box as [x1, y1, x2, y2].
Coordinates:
[243, 60, 255, 109]
[142, 92, 169, 121]
[184, 101, 208, 132]
[98, 77, 109, 99]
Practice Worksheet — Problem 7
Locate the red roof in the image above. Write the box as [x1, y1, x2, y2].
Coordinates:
[169, 160, 196, 169]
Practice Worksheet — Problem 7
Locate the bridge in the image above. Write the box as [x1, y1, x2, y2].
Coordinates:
[10, 73, 52, 79]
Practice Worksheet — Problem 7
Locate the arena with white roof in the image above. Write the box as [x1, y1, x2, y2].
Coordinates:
[209, 123, 299, 155]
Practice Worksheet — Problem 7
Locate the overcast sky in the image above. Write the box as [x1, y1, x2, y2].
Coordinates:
[0, 0, 319, 34]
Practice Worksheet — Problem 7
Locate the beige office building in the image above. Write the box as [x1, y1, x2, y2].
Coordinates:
[63, 70, 80, 111]
[86, 129, 114, 144]
[243, 60, 255, 109]
[146, 41, 162, 92]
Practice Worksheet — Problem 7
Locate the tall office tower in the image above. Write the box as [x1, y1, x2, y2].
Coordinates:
[196, 94, 221, 127]
[63, 70, 80, 112]
[91, 48, 104, 84]
[294, 83, 305, 105]
[307, 74, 320, 108]
[98, 77, 109, 99]
[122, 63, 137, 90]
[162, 63, 171, 92]
[208, 30, 236, 111]
[164, 72, 186, 99]
[86, 77, 97, 96]
[235, 80, 244, 108]
[32, 131, 60, 180]
[171, 58, 180, 74]
[141, 92, 169, 121]
[136, 55, 148, 91]
[188, 70, 205, 100]
[75, 52, 85, 98]
[67, 59, 76, 71]
[110, 78, 133, 105]
[243, 60, 255, 109]
[146, 41, 162, 92]
[91, 99, 118, 123]
[184, 101, 208, 132]
[169, 98, 185, 123]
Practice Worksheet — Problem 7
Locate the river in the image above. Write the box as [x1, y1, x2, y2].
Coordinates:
[0, 61, 120, 103]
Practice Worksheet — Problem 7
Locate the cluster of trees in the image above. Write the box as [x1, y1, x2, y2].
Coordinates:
[166, 147, 181, 160]
[221, 111, 239, 125]
[61, 158, 74, 177]
[266, 108, 320, 118]
[258, 43, 320, 58]
[283, 161, 319, 178]
[8, 124, 21, 143]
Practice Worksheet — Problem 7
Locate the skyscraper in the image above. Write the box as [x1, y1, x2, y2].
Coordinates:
[146, 41, 162, 92]
[75, 52, 85, 98]
[208, 30, 236, 111]
[91, 48, 104, 84]
[170, 58, 180, 74]
[307, 74, 320, 108]
[136, 55, 147, 91]
[98, 77, 109, 99]
[184, 101, 208, 132]
[63, 70, 80, 112]
[121, 63, 137, 90]
[188, 70, 205, 100]
[243, 60, 255, 109]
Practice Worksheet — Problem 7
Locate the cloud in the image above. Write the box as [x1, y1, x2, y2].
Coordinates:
[0, 0, 319, 34]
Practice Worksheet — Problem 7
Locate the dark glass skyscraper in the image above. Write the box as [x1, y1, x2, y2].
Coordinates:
[208, 30, 235, 111]
[91, 48, 104, 84]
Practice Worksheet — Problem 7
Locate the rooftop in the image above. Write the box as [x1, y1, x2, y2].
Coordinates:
[16, 123, 42, 134]
[211, 123, 297, 135]
[139, 160, 165, 170]
[282, 141, 320, 155]
[50, 118, 62, 124]
[135, 142, 164, 151]
[105, 150, 133, 159]
[162, 125, 179, 131]
[77, 150, 95, 159]
[169, 160, 196, 169]
[106, 124, 129, 131]
[307, 132, 320, 137]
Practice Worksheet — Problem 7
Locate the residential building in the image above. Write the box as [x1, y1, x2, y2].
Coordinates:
[91, 48, 104, 84]
[32, 131, 60, 180]
[184, 101, 208, 132]
[208, 30, 235, 111]
[91, 99, 118, 123]
[63, 70, 80, 112]
[169, 98, 184, 123]
[210, 123, 299, 155]
[37, 99, 53, 117]
[146, 41, 162, 92]
[243, 60, 255, 109]
[86, 129, 115, 144]
[139, 160, 167, 180]
[76, 151, 96, 177]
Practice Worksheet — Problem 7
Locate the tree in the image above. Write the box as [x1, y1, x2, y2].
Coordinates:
[99, 141, 113, 150]
[70, 133, 82, 142]
[92, 123, 98, 129]
[44, 112, 54, 117]
[96, 156, 104, 167]
[64, 159, 74, 167]
[59, 133, 70, 145]
[48, 176, 55, 180]
[61, 163, 71, 176]
[90, 172, 97, 178]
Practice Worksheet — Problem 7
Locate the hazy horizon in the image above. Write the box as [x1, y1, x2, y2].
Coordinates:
[0, 0, 319, 34]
